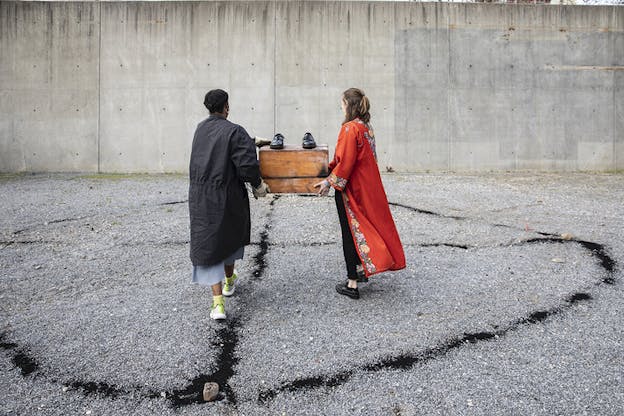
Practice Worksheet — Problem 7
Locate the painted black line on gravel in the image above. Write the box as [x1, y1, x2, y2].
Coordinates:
[258, 238, 614, 404]
[523, 238, 615, 285]
[67, 380, 131, 399]
[256, 204, 618, 404]
[168, 320, 241, 406]
[0, 195, 280, 408]
[12, 215, 95, 235]
[419, 243, 470, 249]
[0, 333, 147, 398]
[390, 201, 562, 238]
[0, 332, 39, 376]
[251, 195, 279, 281]
[269, 241, 338, 248]
[1, 197, 615, 408]
[118, 240, 190, 247]
[159, 199, 188, 206]
[63, 327, 241, 405]
[492, 223, 560, 238]
[0, 335, 146, 399]
[0, 240, 42, 246]
[388, 202, 466, 220]
[116, 239, 335, 249]
[167, 194, 280, 407]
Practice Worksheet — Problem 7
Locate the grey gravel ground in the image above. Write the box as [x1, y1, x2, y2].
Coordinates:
[0, 172, 622, 416]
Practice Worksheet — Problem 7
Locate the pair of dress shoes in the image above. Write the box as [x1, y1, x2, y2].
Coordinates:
[270, 132, 316, 150]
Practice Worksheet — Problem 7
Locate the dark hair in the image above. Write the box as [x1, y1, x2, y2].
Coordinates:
[204, 89, 229, 113]
[342, 87, 370, 124]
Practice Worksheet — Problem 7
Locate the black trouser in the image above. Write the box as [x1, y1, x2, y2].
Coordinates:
[335, 190, 361, 280]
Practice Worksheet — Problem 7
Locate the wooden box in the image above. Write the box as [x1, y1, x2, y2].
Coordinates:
[259, 144, 329, 194]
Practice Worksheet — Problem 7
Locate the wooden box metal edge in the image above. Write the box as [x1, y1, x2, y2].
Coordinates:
[259, 144, 328, 194]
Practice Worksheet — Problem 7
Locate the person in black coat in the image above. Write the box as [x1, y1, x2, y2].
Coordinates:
[189, 89, 269, 320]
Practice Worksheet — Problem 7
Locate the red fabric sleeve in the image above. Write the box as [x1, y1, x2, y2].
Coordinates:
[328, 157, 336, 173]
[327, 123, 358, 191]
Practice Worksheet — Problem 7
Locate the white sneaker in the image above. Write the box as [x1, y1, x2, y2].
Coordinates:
[223, 270, 238, 297]
[210, 303, 226, 320]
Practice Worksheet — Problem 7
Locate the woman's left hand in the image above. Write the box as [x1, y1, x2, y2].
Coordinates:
[314, 179, 330, 196]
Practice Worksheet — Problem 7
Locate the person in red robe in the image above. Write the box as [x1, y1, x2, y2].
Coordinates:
[315, 88, 406, 299]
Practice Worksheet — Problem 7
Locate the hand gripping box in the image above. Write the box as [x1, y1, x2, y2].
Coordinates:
[259, 145, 329, 194]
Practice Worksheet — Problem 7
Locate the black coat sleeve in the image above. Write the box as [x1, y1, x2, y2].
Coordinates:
[230, 126, 262, 188]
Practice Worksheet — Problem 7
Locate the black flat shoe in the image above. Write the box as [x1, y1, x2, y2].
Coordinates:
[270, 133, 285, 149]
[335, 282, 360, 299]
[302, 132, 316, 149]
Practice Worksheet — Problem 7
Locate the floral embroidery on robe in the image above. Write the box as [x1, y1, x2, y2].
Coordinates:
[328, 119, 406, 277]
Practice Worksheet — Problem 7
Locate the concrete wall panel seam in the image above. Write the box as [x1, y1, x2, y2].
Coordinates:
[97, 1, 101, 173]
[447, 2, 452, 171]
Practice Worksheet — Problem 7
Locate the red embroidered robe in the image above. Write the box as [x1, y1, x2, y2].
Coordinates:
[327, 119, 406, 277]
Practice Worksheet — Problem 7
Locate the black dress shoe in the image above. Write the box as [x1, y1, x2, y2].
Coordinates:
[335, 282, 360, 299]
[270, 133, 284, 149]
[302, 132, 316, 149]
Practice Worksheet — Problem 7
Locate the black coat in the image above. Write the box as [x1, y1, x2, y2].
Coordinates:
[188, 114, 261, 266]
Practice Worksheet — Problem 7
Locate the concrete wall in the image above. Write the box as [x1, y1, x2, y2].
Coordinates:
[1, 2, 100, 172]
[1, 1, 622, 173]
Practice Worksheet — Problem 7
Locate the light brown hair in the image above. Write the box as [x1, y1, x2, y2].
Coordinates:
[342, 88, 370, 125]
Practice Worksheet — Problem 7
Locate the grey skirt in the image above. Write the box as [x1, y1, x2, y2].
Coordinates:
[191, 246, 244, 286]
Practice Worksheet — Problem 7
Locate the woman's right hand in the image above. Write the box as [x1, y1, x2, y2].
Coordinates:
[314, 179, 330, 196]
